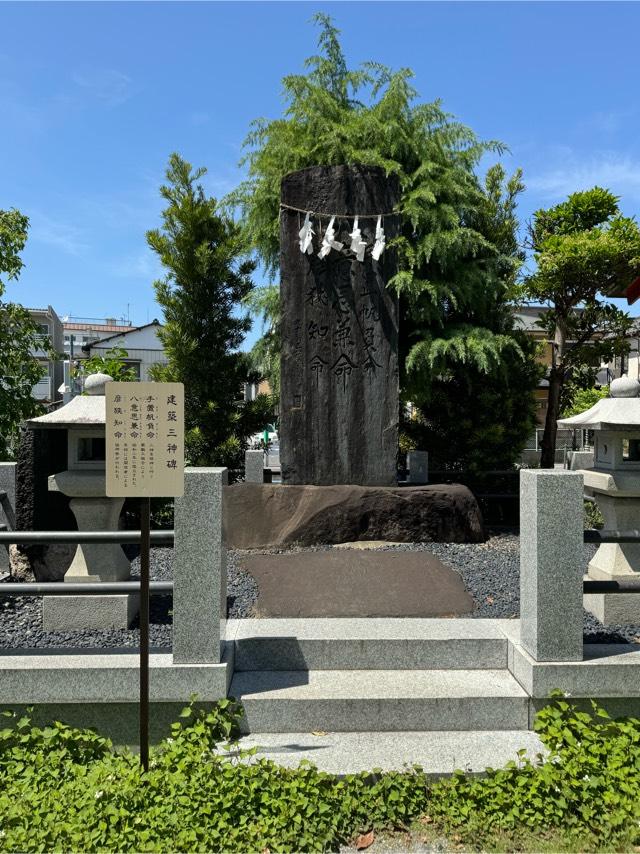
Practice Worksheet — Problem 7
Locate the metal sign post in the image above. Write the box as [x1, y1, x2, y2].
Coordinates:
[139, 496, 150, 772]
[105, 382, 184, 772]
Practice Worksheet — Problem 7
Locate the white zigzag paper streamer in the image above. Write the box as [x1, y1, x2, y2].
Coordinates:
[298, 212, 314, 255]
[349, 217, 367, 262]
[318, 216, 344, 259]
[371, 215, 386, 261]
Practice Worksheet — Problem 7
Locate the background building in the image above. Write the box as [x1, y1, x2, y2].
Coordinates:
[81, 319, 167, 381]
[62, 316, 133, 360]
[26, 306, 64, 405]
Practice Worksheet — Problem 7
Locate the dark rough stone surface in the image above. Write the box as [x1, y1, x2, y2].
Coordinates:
[223, 483, 486, 549]
[15, 427, 75, 581]
[280, 164, 400, 486]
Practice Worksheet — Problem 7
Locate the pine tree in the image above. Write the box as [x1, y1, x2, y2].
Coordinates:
[522, 187, 640, 468]
[232, 14, 538, 470]
[148, 154, 273, 469]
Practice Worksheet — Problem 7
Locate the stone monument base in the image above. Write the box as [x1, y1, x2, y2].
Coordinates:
[584, 583, 640, 625]
[224, 483, 486, 549]
[43, 593, 139, 631]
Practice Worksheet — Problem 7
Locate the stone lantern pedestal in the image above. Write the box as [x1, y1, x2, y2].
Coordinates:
[559, 375, 640, 624]
[28, 373, 139, 631]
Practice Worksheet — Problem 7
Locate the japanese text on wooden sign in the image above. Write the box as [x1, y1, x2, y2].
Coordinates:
[105, 382, 184, 497]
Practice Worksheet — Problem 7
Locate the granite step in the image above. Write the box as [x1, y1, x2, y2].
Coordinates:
[229, 668, 530, 733]
[223, 729, 545, 777]
[228, 618, 511, 671]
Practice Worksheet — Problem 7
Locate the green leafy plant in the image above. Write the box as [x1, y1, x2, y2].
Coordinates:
[2, 696, 640, 852]
[78, 346, 137, 383]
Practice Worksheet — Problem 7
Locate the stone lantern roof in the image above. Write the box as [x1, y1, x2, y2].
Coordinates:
[27, 373, 112, 429]
[557, 376, 640, 432]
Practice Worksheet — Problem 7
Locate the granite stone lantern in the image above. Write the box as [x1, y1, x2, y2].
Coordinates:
[28, 372, 137, 629]
[558, 375, 640, 623]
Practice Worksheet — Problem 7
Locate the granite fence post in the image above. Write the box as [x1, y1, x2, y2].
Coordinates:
[244, 450, 265, 484]
[173, 467, 227, 664]
[0, 462, 16, 574]
[407, 451, 428, 484]
[520, 469, 584, 662]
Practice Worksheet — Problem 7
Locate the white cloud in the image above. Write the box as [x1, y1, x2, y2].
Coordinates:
[29, 212, 88, 256]
[528, 151, 640, 202]
[71, 69, 133, 107]
[111, 249, 162, 281]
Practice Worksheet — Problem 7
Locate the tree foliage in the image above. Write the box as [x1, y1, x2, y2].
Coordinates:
[0, 210, 52, 460]
[243, 284, 281, 397]
[522, 187, 640, 467]
[231, 15, 538, 469]
[78, 347, 137, 383]
[561, 385, 609, 419]
[148, 154, 274, 469]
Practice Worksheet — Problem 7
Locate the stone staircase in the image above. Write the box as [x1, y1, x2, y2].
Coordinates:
[226, 619, 542, 774]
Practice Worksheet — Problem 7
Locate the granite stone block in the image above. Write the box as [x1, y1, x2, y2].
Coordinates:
[0, 651, 229, 704]
[244, 450, 265, 483]
[42, 594, 139, 631]
[231, 668, 529, 733]
[407, 450, 428, 484]
[520, 470, 584, 662]
[173, 467, 227, 664]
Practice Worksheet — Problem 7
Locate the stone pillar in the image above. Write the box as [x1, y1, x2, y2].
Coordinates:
[173, 467, 227, 664]
[280, 164, 400, 486]
[407, 451, 428, 484]
[244, 450, 265, 484]
[0, 463, 16, 574]
[520, 470, 584, 662]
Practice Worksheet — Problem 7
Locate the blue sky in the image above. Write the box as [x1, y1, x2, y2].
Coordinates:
[2, 1, 640, 346]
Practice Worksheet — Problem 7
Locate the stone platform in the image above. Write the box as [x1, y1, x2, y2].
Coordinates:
[224, 483, 485, 549]
[234, 549, 474, 618]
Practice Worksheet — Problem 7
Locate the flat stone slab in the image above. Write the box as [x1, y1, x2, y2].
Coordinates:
[235, 550, 474, 618]
[228, 617, 510, 670]
[225, 730, 545, 777]
[0, 650, 228, 703]
[231, 668, 530, 732]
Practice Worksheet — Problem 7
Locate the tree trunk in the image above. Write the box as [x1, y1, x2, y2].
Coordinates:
[540, 368, 563, 468]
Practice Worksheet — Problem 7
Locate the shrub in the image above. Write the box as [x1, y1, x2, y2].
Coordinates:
[2, 695, 640, 852]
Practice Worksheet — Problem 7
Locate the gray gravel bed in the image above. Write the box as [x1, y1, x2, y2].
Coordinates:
[377, 534, 639, 644]
[0, 547, 259, 650]
[1, 536, 639, 647]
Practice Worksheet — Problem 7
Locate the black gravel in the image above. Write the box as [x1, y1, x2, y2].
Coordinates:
[2, 535, 640, 648]
[0, 547, 260, 650]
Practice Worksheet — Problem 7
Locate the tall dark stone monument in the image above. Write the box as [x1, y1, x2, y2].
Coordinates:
[280, 164, 400, 485]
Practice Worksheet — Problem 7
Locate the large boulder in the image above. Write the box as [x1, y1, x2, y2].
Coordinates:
[224, 483, 486, 549]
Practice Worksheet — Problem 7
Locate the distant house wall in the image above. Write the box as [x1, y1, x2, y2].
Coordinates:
[27, 306, 64, 404]
[85, 322, 168, 381]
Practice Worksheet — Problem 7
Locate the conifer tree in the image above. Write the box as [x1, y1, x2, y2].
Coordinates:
[148, 154, 273, 469]
[232, 14, 538, 470]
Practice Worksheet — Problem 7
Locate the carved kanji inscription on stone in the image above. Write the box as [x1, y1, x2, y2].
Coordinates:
[280, 165, 399, 486]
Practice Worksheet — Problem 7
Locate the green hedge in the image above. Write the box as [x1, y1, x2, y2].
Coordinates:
[1, 694, 640, 852]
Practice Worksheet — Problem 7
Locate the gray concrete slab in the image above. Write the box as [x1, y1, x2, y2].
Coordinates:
[226, 730, 545, 777]
[509, 640, 640, 698]
[229, 618, 511, 671]
[0, 650, 228, 703]
[231, 668, 530, 733]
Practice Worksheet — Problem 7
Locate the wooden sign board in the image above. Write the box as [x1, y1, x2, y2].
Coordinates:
[105, 382, 184, 497]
